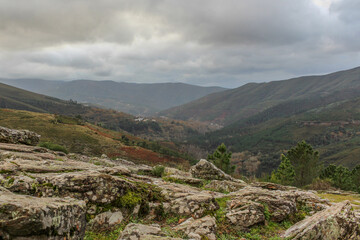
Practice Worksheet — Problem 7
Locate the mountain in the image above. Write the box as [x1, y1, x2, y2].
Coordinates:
[0, 82, 211, 140]
[161, 66, 360, 125]
[0, 78, 226, 116]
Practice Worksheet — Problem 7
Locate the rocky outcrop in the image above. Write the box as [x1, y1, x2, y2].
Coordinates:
[190, 159, 233, 181]
[154, 180, 222, 218]
[0, 126, 40, 145]
[229, 187, 329, 222]
[173, 215, 217, 240]
[0, 127, 359, 240]
[0, 187, 86, 240]
[204, 179, 247, 193]
[226, 200, 265, 228]
[282, 201, 360, 239]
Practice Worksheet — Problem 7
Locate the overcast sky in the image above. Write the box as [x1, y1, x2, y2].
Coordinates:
[0, 0, 359, 88]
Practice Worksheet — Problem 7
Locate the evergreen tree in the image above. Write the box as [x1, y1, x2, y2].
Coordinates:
[270, 154, 295, 185]
[351, 165, 360, 193]
[207, 143, 235, 174]
[287, 140, 320, 187]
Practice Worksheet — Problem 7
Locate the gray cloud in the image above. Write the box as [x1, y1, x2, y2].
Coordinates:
[0, 0, 359, 88]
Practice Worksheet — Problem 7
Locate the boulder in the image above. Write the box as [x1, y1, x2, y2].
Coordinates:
[90, 211, 124, 230]
[0, 187, 86, 240]
[190, 159, 233, 181]
[226, 200, 265, 228]
[230, 187, 297, 222]
[168, 193, 219, 218]
[282, 201, 360, 239]
[118, 223, 165, 240]
[0, 126, 40, 146]
[173, 215, 217, 240]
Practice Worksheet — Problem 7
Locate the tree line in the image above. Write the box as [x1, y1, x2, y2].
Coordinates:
[270, 140, 360, 193]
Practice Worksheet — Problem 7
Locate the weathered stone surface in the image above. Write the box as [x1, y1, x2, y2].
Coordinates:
[34, 171, 135, 204]
[226, 200, 265, 228]
[0, 188, 86, 240]
[251, 181, 296, 191]
[168, 193, 219, 218]
[141, 236, 182, 240]
[90, 211, 124, 230]
[229, 187, 329, 222]
[153, 180, 221, 218]
[99, 165, 131, 176]
[118, 223, 165, 240]
[0, 126, 40, 146]
[229, 187, 297, 222]
[164, 167, 192, 177]
[164, 174, 203, 186]
[282, 201, 360, 240]
[190, 159, 233, 181]
[204, 179, 247, 193]
[173, 215, 217, 240]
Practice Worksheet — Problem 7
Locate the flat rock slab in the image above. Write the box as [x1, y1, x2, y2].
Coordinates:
[0, 189, 86, 240]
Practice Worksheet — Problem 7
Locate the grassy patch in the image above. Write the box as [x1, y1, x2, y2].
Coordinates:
[317, 193, 360, 209]
[152, 165, 165, 177]
[39, 142, 69, 154]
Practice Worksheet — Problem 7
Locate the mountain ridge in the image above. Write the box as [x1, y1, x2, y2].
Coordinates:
[0, 78, 226, 116]
[161, 66, 360, 125]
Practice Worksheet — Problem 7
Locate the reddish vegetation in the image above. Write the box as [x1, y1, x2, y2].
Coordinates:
[85, 125, 114, 138]
[109, 146, 189, 168]
[84, 123, 189, 168]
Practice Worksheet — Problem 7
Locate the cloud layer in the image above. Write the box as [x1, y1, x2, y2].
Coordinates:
[0, 0, 359, 87]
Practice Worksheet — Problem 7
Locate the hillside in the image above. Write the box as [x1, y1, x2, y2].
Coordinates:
[0, 78, 226, 116]
[0, 109, 191, 167]
[188, 96, 360, 176]
[0, 82, 214, 142]
[161, 66, 360, 125]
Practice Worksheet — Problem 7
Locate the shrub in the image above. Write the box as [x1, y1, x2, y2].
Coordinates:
[305, 178, 334, 191]
[152, 165, 165, 177]
[39, 142, 68, 154]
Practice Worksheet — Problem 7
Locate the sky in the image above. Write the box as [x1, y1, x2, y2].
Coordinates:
[0, 0, 359, 88]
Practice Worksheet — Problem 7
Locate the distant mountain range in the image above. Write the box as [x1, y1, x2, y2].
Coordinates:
[0, 79, 226, 116]
[179, 66, 360, 175]
[161, 66, 360, 126]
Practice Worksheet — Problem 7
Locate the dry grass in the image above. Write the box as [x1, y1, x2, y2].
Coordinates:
[317, 192, 360, 209]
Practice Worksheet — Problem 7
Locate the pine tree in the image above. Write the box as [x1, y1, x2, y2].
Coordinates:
[287, 140, 320, 187]
[207, 143, 235, 174]
[270, 154, 295, 185]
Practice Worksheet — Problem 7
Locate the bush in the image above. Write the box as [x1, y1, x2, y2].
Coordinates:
[304, 178, 334, 191]
[152, 165, 165, 177]
[39, 142, 68, 154]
